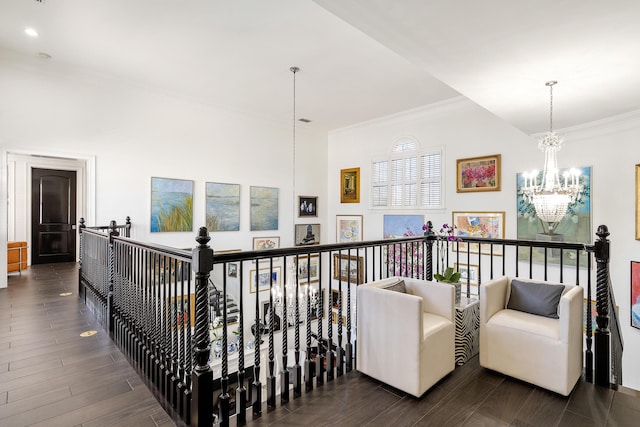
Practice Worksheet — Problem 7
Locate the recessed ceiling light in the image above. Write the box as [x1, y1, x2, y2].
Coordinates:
[25, 27, 39, 37]
[298, 118, 311, 123]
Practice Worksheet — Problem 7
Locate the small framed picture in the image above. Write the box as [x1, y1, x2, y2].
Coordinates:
[249, 266, 281, 293]
[227, 263, 238, 278]
[332, 312, 346, 325]
[456, 154, 501, 193]
[331, 289, 342, 309]
[296, 254, 319, 284]
[298, 196, 318, 217]
[454, 263, 479, 285]
[332, 253, 364, 284]
[252, 236, 280, 250]
[452, 211, 505, 255]
[295, 223, 320, 246]
[336, 214, 363, 243]
[340, 167, 360, 203]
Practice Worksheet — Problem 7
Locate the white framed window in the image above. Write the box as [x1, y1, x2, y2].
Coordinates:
[371, 137, 442, 209]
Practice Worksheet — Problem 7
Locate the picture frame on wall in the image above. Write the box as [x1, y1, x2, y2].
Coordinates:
[295, 223, 320, 246]
[205, 182, 240, 232]
[456, 154, 501, 193]
[632, 261, 640, 329]
[249, 266, 281, 293]
[340, 167, 360, 203]
[331, 289, 342, 309]
[250, 186, 279, 231]
[296, 254, 319, 283]
[298, 196, 318, 217]
[336, 214, 363, 242]
[150, 177, 194, 232]
[454, 262, 479, 285]
[452, 211, 505, 255]
[252, 236, 280, 250]
[332, 253, 364, 284]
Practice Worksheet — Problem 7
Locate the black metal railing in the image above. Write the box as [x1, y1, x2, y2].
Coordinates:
[78, 220, 620, 427]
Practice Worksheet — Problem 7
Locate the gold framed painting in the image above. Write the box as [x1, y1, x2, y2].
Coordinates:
[340, 167, 360, 203]
[456, 154, 501, 193]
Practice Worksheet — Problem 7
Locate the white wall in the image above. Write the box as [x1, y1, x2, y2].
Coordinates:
[326, 97, 640, 390]
[0, 55, 328, 283]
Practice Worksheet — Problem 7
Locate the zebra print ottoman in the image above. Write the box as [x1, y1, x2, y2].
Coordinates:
[455, 296, 480, 366]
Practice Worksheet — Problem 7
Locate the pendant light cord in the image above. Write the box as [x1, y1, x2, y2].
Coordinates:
[291, 66, 299, 221]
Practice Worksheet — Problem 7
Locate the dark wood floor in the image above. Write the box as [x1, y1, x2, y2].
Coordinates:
[3, 263, 640, 426]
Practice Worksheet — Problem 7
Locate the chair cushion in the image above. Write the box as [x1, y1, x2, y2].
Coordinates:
[381, 279, 406, 293]
[422, 312, 452, 341]
[488, 309, 560, 340]
[507, 279, 564, 319]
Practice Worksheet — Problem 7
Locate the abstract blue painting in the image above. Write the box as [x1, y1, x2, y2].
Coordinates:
[250, 186, 279, 231]
[206, 182, 240, 232]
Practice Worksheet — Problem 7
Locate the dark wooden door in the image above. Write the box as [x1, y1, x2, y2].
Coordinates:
[31, 168, 77, 264]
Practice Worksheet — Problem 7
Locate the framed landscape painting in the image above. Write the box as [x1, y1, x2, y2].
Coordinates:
[205, 182, 240, 232]
[297, 254, 319, 283]
[456, 154, 501, 192]
[253, 236, 280, 251]
[151, 177, 193, 232]
[249, 266, 281, 293]
[632, 261, 640, 329]
[250, 186, 279, 231]
[333, 254, 364, 284]
[336, 214, 363, 243]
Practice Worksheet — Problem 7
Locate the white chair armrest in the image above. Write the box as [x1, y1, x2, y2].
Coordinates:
[559, 285, 584, 343]
[406, 280, 454, 322]
[480, 276, 509, 325]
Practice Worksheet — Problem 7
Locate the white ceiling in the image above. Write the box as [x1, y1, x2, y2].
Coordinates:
[1, 0, 639, 135]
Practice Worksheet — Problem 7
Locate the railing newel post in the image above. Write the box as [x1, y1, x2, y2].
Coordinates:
[107, 220, 119, 336]
[424, 221, 435, 281]
[78, 218, 86, 298]
[594, 225, 611, 388]
[190, 227, 215, 427]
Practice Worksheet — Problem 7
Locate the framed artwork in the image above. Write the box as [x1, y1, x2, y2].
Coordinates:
[340, 167, 360, 203]
[151, 177, 193, 232]
[517, 166, 591, 266]
[205, 182, 240, 232]
[636, 165, 640, 240]
[262, 301, 282, 332]
[456, 154, 501, 192]
[632, 261, 640, 329]
[454, 262, 479, 285]
[331, 289, 342, 309]
[249, 266, 281, 293]
[336, 214, 363, 243]
[295, 223, 320, 246]
[383, 214, 424, 238]
[227, 263, 238, 278]
[253, 236, 280, 250]
[296, 254, 319, 283]
[333, 254, 364, 284]
[332, 312, 346, 325]
[452, 211, 505, 255]
[166, 294, 195, 329]
[298, 196, 318, 217]
[250, 186, 279, 231]
[310, 289, 325, 320]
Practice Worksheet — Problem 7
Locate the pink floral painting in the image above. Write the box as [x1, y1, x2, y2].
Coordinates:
[456, 154, 501, 192]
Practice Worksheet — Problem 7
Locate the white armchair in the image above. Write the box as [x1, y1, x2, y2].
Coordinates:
[480, 276, 583, 396]
[356, 276, 455, 397]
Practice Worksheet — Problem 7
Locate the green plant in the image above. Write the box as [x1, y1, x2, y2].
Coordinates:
[434, 267, 461, 283]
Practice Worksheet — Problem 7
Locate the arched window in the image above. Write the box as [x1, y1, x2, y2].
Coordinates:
[371, 137, 442, 209]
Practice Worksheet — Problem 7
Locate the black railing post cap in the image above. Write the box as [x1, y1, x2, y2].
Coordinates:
[193, 227, 214, 273]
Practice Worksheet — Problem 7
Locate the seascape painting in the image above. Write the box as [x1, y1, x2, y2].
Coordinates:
[151, 177, 193, 232]
[250, 186, 279, 231]
[206, 182, 240, 232]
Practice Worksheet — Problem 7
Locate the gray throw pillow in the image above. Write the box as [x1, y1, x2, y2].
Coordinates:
[507, 279, 565, 319]
[382, 279, 406, 293]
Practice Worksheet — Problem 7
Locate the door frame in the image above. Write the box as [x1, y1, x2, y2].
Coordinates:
[1, 149, 96, 287]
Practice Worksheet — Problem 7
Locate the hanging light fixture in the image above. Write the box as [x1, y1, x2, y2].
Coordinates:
[521, 81, 582, 234]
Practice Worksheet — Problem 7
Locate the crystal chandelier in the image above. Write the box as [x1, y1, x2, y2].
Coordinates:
[271, 261, 318, 326]
[521, 81, 582, 234]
